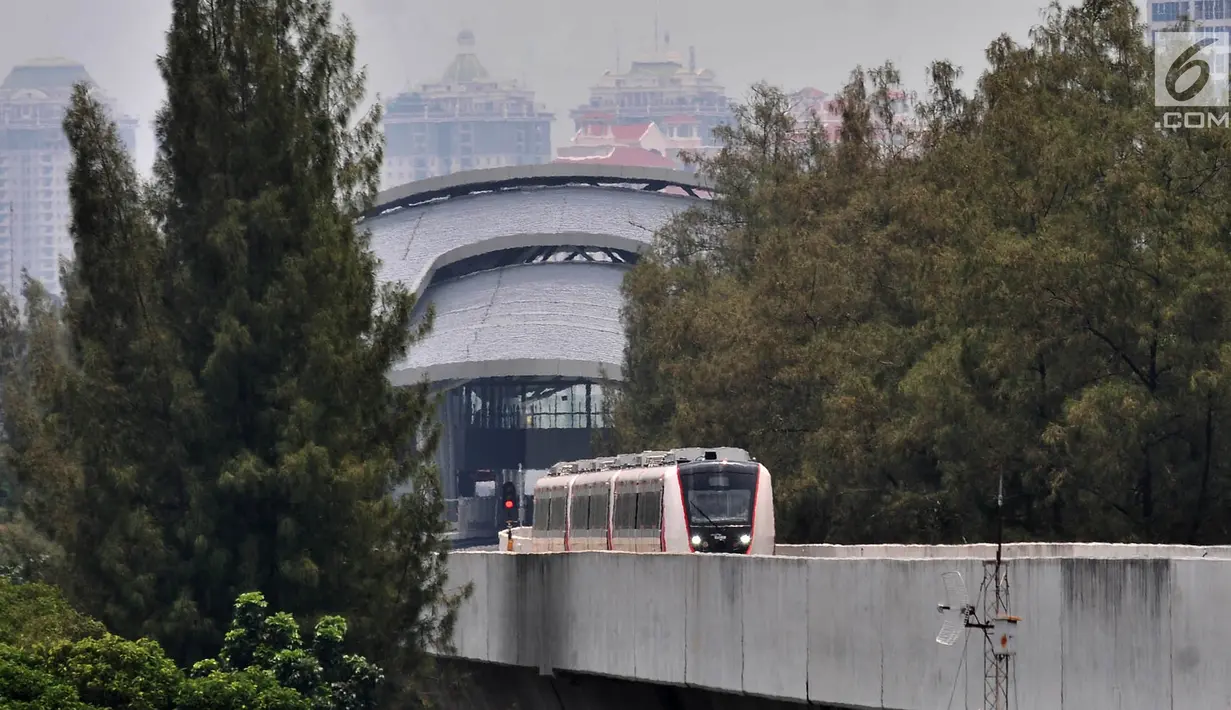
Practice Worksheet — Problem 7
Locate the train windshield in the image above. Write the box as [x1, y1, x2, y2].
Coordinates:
[679, 462, 758, 527]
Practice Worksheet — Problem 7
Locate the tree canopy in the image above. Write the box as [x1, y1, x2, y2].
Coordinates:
[608, 0, 1231, 544]
[0, 585, 382, 710]
[1, 0, 461, 700]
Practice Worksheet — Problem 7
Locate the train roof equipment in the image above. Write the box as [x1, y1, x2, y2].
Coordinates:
[546, 447, 754, 476]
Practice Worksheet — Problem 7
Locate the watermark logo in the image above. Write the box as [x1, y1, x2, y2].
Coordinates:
[1154, 31, 1230, 129]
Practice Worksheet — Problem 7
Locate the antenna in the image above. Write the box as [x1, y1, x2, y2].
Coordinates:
[654, 14, 659, 54]
[615, 25, 621, 73]
[996, 470, 1004, 569]
[934, 570, 972, 647]
[933, 470, 1020, 710]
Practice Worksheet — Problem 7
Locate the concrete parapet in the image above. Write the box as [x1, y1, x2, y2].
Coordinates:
[774, 542, 1231, 559]
[441, 549, 1231, 710]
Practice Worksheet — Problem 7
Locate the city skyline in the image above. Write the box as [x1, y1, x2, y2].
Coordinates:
[0, 0, 1188, 298]
[1, 0, 1109, 177]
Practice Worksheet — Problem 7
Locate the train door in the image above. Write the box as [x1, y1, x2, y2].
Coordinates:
[532, 484, 563, 553]
[634, 476, 664, 552]
[585, 479, 609, 552]
[546, 486, 567, 552]
[572, 481, 594, 551]
[612, 478, 635, 552]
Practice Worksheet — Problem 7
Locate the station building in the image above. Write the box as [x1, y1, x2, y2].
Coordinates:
[363, 164, 711, 501]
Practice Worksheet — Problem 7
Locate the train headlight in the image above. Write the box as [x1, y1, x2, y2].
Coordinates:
[739, 534, 751, 545]
[691, 534, 702, 546]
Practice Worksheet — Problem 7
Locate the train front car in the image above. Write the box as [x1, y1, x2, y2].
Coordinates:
[678, 451, 775, 555]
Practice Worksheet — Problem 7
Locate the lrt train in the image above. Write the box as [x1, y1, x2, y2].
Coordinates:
[528, 447, 774, 555]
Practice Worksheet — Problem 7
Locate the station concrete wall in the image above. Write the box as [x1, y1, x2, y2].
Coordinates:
[441, 549, 1231, 710]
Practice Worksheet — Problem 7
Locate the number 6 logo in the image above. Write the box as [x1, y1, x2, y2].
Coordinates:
[1167, 38, 1218, 102]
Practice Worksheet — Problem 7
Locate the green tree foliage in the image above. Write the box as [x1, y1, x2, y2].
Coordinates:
[0, 588, 381, 710]
[185, 592, 383, 710]
[0, 281, 67, 586]
[611, 0, 1231, 544]
[4, 0, 460, 697]
[0, 578, 105, 648]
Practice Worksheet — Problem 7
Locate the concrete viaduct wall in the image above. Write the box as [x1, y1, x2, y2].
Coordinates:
[441, 549, 1231, 710]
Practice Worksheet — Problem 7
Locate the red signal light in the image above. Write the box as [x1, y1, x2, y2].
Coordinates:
[504, 500, 514, 509]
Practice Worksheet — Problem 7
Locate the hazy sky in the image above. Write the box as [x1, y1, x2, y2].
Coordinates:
[1, 0, 1152, 174]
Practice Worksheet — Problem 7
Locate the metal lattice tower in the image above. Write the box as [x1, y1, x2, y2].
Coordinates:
[981, 468, 1017, 710]
[982, 559, 1014, 710]
[934, 474, 1021, 709]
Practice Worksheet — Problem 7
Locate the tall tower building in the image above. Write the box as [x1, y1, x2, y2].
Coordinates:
[0, 58, 136, 300]
[381, 30, 554, 188]
[1147, 0, 1231, 35]
[567, 38, 735, 162]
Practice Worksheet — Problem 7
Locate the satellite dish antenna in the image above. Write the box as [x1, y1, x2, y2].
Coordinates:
[935, 570, 973, 646]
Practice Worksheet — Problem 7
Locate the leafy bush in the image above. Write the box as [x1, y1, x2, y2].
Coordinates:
[0, 588, 382, 710]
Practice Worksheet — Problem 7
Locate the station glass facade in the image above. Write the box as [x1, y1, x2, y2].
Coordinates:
[435, 376, 611, 500]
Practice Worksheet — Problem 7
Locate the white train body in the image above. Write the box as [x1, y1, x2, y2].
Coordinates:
[528, 447, 775, 555]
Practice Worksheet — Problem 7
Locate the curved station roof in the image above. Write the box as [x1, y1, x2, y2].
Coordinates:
[363, 164, 711, 386]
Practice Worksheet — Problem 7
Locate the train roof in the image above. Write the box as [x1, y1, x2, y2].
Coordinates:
[535, 466, 664, 492]
[546, 447, 753, 477]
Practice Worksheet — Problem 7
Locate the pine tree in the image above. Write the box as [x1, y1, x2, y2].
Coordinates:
[6, 0, 461, 699]
[149, 0, 460, 671]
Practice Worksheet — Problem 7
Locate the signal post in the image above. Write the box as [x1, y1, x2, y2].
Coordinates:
[501, 480, 518, 551]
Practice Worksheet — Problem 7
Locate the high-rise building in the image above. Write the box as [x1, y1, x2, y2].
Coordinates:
[1147, 2, 1231, 51]
[381, 30, 554, 188]
[0, 58, 136, 300]
[1148, 0, 1231, 33]
[567, 38, 735, 163]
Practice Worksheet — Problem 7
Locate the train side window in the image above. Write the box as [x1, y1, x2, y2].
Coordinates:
[533, 494, 546, 531]
[552, 496, 567, 532]
[574, 491, 590, 530]
[588, 491, 603, 530]
[615, 490, 634, 530]
[645, 490, 661, 529]
[612, 491, 624, 530]
[636, 490, 660, 530]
